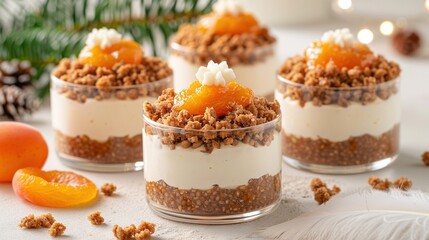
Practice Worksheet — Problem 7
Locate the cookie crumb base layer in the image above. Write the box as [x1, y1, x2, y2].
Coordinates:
[54, 130, 142, 166]
[146, 173, 281, 219]
[282, 125, 399, 173]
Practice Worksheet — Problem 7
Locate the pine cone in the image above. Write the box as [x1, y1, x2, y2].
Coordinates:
[0, 86, 40, 121]
[0, 60, 33, 89]
[392, 30, 421, 56]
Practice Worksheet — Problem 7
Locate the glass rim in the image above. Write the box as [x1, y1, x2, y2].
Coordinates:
[143, 111, 281, 133]
[169, 40, 276, 56]
[51, 73, 173, 90]
[277, 74, 400, 91]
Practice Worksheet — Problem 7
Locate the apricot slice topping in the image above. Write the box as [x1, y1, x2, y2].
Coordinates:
[198, 13, 259, 35]
[12, 168, 98, 208]
[174, 80, 253, 117]
[79, 39, 144, 69]
[305, 41, 374, 70]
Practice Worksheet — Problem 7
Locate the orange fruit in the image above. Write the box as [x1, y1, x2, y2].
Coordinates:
[12, 168, 98, 208]
[198, 13, 259, 35]
[79, 39, 144, 69]
[174, 81, 253, 117]
[305, 41, 374, 69]
[0, 122, 48, 183]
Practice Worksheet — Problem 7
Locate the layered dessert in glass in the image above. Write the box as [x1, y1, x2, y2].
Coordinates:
[51, 28, 173, 172]
[143, 61, 281, 224]
[169, 0, 277, 99]
[275, 28, 401, 174]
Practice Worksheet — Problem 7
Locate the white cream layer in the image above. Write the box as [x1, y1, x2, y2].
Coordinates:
[169, 54, 278, 97]
[275, 91, 401, 142]
[143, 134, 282, 189]
[51, 90, 156, 141]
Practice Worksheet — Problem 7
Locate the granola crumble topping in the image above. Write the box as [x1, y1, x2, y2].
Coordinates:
[52, 58, 173, 102]
[277, 55, 400, 106]
[48, 222, 66, 237]
[101, 183, 117, 196]
[53, 58, 172, 87]
[310, 178, 341, 205]
[143, 89, 281, 152]
[88, 211, 104, 225]
[171, 24, 276, 66]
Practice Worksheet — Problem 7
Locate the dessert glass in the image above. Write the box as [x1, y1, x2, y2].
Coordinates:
[143, 114, 282, 224]
[276, 75, 400, 174]
[169, 41, 277, 99]
[51, 75, 172, 172]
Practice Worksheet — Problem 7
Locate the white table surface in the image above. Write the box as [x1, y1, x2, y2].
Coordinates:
[1, 22, 429, 240]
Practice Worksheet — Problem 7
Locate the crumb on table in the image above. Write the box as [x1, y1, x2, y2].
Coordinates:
[368, 176, 412, 191]
[88, 211, 104, 225]
[368, 176, 391, 191]
[112, 221, 155, 240]
[392, 176, 413, 191]
[310, 178, 341, 205]
[422, 151, 429, 166]
[101, 183, 117, 196]
[48, 222, 66, 237]
[19, 213, 56, 229]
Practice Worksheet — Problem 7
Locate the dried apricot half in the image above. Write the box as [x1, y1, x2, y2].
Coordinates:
[12, 168, 98, 208]
[174, 80, 253, 117]
[305, 41, 374, 70]
[79, 39, 144, 69]
[198, 13, 259, 35]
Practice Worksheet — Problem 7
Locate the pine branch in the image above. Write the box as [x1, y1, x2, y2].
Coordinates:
[0, 0, 215, 98]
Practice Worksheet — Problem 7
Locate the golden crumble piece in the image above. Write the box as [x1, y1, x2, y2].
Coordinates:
[112, 221, 156, 240]
[18, 214, 40, 229]
[392, 176, 413, 191]
[88, 211, 104, 225]
[422, 151, 429, 166]
[101, 183, 117, 196]
[137, 221, 155, 235]
[112, 224, 136, 240]
[135, 229, 152, 240]
[19, 213, 56, 229]
[48, 222, 66, 237]
[368, 176, 391, 191]
[37, 213, 56, 228]
[310, 177, 341, 205]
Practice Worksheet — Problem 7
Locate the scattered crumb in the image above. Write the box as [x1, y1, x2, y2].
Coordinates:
[135, 229, 152, 240]
[112, 221, 155, 240]
[101, 183, 117, 196]
[19, 214, 40, 229]
[88, 211, 104, 225]
[310, 178, 341, 205]
[422, 151, 429, 166]
[37, 213, 56, 228]
[392, 176, 413, 191]
[368, 176, 391, 191]
[48, 222, 66, 237]
[19, 213, 56, 229]
[368, 176, 412, 191]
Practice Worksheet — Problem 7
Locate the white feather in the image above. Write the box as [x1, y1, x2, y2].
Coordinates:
[247, 189, 429, 240]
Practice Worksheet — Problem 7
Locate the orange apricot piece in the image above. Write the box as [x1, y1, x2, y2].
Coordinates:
[12, 168, 98, 208]
[79, 39, 144, 69]
[174, 81, 253, 116]
[198, 13, 259, 35]
[0, 122, 48, 183]
[305, 41, 374, 70]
